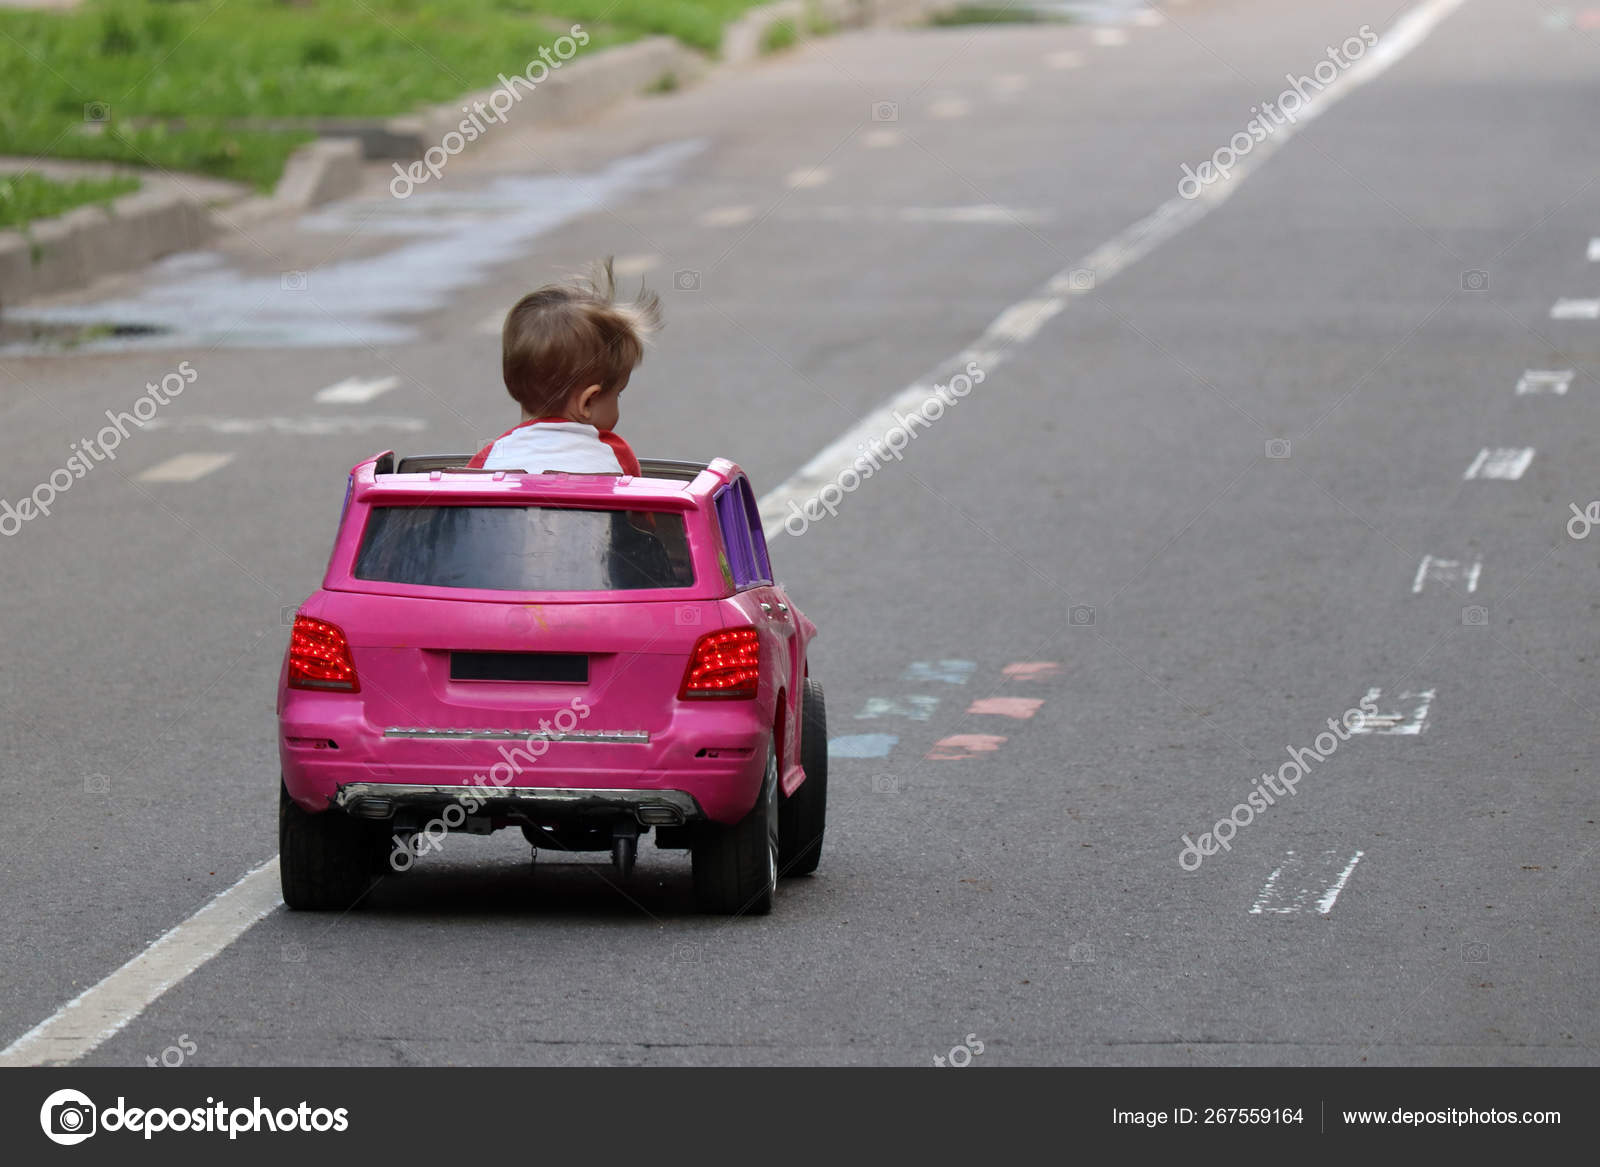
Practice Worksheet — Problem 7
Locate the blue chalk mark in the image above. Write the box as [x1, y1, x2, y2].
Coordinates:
[901, 660, 977, 685]
[829, 734, 899, 759]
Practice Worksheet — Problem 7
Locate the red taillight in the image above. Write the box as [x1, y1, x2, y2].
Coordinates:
[287, 616, 360, 692]
[679, 627, 760, 699]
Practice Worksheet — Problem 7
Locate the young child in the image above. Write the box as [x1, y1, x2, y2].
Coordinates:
[469, 259, 661, 474]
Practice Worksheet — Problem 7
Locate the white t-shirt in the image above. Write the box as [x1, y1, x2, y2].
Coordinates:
[473, 421, 625, 474]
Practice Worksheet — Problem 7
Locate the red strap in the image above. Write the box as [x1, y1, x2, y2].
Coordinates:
[597, 430, 640, 476]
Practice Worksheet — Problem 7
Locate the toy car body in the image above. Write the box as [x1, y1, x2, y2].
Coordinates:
[277, 452, 827, 915]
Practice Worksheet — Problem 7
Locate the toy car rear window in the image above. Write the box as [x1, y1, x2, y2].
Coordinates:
[354, 506, 695, 592]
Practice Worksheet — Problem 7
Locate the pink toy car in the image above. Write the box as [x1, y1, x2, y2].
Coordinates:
[277, 452, 826, 916]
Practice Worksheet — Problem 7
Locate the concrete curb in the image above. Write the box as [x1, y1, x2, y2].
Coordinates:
[0, 0, 955, 309]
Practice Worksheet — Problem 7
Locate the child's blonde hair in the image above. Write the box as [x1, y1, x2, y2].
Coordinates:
[501, 257, 662, 416]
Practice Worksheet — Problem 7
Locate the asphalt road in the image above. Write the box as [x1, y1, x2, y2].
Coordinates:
[1, 0, 1597, 1067]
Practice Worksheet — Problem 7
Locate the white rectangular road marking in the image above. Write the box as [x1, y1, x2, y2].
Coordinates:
[1411, 555, 1481, 593]
[0, 0, 1466, 1068]
[1516, 369, 1573, 395]
[1046, 50, 1084, 69]
[987, 298, 1065, 344]
[135, 453, 235, 483]
[314, 375, 399, 405]
[0, 859, 281, 1066]
[612, 253, 660, 278]
[1589, 238, 1600, 262]
[785, 166, 830, 190]
[1463, 447, 1534, 480]
[698, 205, 755, 228]
[929, 97, 971, 119]
[1092, 28, 1129, 46]
[476, 310, 504, 335]
[1350, 687, 1434, 735]
[1250, 850, 1364, 916]
[1550, 298, 1600, 319]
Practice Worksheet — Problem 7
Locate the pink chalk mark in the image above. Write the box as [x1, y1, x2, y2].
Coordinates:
[966, 697, 1043, 719]
[1002, 661, 1060, 681]
[925, 733, 1008, 760]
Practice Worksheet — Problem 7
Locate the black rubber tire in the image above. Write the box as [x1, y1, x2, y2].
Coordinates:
[779, 678, 827, 876]
[691, 742, 778, 916]
[279, 783, 385, 911]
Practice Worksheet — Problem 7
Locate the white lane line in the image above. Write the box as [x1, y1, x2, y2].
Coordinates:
[1411, 555, 1481, 593]
[785, 166, 830, 190]
[314, 375, 400, 405]
[929, 96, 971, 119]
[476, 310, 504, 336]
[796, 205, 1048, 225]
[861, 128, 902, 148]
[1132, 8, 1166, 26]
[698, 205, 755, 228]
[135, 453, 236, 483]
[991, 74, 1028, 99]
[1249, 849, 1365, 916]
[988, 298, 1066, 343]
[612, 253, 661, 278]
[1092, 28, 1130, 46]
[1516, 369, 1572, 395]
[1046, 49, 1084, 69]
[0, 859, 281, 1066]
[1463, 447, 1534, 480]
[1588, 238, 1600, 262]
[758, 0, 1466, 534]
[1550, 298, 1600, 319]
[1350, 687, 1435, 735]
[0, 0, 1467, 1069]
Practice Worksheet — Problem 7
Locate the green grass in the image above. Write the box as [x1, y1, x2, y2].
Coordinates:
[0, 0, 775, 190]
[0, 171, 140, 231]
[929, 5, 1054, 25]
[759, 16, 797, 53]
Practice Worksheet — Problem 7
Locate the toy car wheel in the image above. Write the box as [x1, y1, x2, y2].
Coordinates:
[692, 740, 779, 916]
[279, 782, 386, 911]
[779, 678, 827, 877]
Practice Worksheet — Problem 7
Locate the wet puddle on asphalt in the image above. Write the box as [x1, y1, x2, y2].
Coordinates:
[1, 140, 704, 355]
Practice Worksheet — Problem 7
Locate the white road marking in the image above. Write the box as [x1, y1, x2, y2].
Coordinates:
[1516, 369, 1572, 395]
[612, 253, 660, 278]
[862, 128, 902, 148]
[1351, 687, 1434, 735]
[1463, 447, 1534, 480]
[1588, 238, 1600, 262]
[0, 0, 1466, 1068]
[1133, 8, 1167, 26]
[314, 375, 399, 405]
[135, 453, 235, 483]
[145, 416, 427, 436]
[990, 74, 1028, 98]
[987, 298, 1065, 343]
[929, 97, 971, 119]
[785, 166, 830, 189]
[797, 204, 1047, 225]
[1249, 849, 1364, 916]
[698, 205, 755, 228]
[1550, 298, 1600, 319]
[1411, 555, 1481, 593]
[0, 859, 281, 1066]
[1046, 49, 1084, 69]
[476, 310, 504, 335]
[1092, 28, 1130, 46]
[760, 0, 1465, 534]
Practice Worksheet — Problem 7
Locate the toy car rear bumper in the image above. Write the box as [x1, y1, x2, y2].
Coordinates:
[335, 782, 704, 826]
[279, 693, 771, 825]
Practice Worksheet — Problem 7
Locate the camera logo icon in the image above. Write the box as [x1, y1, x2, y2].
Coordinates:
[674, 605, 703, 626]
[281, 270, 309, 292]
[1461, 269, 1489, 291]
[1069, 604, 1095, 627]
[83, 102, 110, 124]
[1463, 941, 1488, 964]
[1462, 605, 1488, 626]
[871, 100, 898, 122]
[1066, 268, 1095, 293]
[872, 774, 898, 794]
[40, 1089, 97, 1146]
[673, 269, 701, 291]
[1266, 438, 1291, 459]
[1068, 940, 1096, 964]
